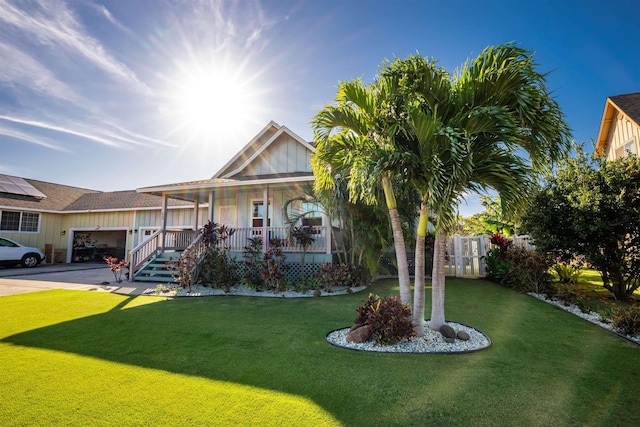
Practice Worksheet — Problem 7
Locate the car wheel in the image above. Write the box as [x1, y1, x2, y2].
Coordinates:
[21, 254, 41, 268]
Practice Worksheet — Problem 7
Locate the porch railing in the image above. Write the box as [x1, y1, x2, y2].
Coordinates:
[221, 226, 329, 253]
[128, 229, 198, 280]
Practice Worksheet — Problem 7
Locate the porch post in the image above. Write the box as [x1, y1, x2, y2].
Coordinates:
[323, 212, 331, 255]
[208, 190, 215, 223]
[193, 200, 200, 231]
[262, 185, 269, 253]
[160, 192, 168, 253]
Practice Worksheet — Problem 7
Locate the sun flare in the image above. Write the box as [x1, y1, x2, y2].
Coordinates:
[164, 59, 264, 144]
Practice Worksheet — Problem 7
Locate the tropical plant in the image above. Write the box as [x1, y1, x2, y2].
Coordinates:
[242, 237, 264, 290]
[315, 263, 370, 292]
[290, 225, 315, 281]
[354, 294, 416, 345]
[311, 78, 414, 306]
[459, 195, 520, 236]
[552, 263, 582, 286]
[523, 145, 640, 301]
[262, 237, 288, 292]
[375, 44, 570, 332]
[104, 256, 128, 283]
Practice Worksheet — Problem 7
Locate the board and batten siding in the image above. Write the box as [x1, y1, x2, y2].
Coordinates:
[605, 111, 640, 160]
[0, 212, 64, 251]
[241, 135, 312, 176]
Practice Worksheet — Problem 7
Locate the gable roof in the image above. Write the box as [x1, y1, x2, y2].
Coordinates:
[0, 176, 190, 213]
[213, 121, 315, 178]
[596, 92, 640, 155]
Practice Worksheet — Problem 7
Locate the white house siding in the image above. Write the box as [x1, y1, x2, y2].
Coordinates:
[605, 111, 640, 160]
[219, 126, 279, 176]
[243, 135, 313, 176]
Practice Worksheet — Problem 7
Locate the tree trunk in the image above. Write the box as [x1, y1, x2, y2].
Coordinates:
[429, 232, 447, 331]
[382, 174, 411, 305]
[412, 200, 429, 335]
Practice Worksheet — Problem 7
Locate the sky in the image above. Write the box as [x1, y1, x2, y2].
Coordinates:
[1, 0, 639, 216]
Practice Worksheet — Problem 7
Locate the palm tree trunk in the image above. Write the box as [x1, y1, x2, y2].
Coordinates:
[429, 232, 447, 331]
[382, 174, 411, 305]
[412, 199, 429, 335]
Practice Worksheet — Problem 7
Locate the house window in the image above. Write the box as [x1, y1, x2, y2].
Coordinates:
[251, 200, 271, 228]
[0, 210, 40, 232]
[301, 202, 323, 230]
[616, 139, 636, 158]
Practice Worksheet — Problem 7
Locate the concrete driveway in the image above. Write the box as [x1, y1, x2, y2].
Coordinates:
[0, 263, 155, 297]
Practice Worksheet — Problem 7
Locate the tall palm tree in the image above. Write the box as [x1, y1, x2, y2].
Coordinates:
[377, 44, 570, 332]
[311, 79, 415, 305]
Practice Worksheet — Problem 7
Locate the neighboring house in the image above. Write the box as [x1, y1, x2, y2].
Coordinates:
[0, 174, 202, 264]
[134, 121, 332, 279]
[596, 92, 640, 159]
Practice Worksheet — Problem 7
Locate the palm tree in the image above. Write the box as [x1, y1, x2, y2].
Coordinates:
[377, 44, 570, 332]
[311, 79, 414, 305]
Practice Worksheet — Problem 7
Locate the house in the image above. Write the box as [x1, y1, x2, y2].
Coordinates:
[1, 121, 333, 281]
[133, 121, 333, 280]
[0, 174, 202, 264]
[596, 92, 640, 159]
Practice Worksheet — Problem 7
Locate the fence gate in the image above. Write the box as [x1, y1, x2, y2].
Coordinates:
[445, 235, 533, 278]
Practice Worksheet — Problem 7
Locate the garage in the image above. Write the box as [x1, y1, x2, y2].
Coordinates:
[71, 229, 127, 263]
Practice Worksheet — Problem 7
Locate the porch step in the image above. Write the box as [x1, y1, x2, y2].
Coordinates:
[133, 252, 180, 283]
[134, 275, 177, 283]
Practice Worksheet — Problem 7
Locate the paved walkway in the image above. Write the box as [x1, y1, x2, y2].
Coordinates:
[0, 263, 159, 297]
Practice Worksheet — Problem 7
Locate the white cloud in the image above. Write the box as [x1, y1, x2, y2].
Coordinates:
[0, 41, 81, 103]
[0, 123, 68, 150]
[0, 0, 151, 94]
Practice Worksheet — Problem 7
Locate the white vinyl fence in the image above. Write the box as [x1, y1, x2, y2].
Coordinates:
[445, 235, 534, 278]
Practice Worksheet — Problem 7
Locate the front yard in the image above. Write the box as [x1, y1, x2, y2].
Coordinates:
[1, 277, 639, 426]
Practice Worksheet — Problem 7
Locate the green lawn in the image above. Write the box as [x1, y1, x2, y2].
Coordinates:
[1, 278, 639, 426]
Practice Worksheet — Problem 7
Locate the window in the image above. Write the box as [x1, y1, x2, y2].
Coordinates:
[0, 210, 40, 232]
[616, 139, 637, 158]
[301, 202, 323, 232]
[251, 200, 271, 228]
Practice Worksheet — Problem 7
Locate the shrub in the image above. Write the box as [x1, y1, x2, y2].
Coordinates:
[611, 306, 640, 336]
[198, 248, 239, 292]
[355, 294, 416, 345]
[553, 284, 592, 313]
[485, 237, 553, 294]
[552, 263, 582, 286]
[242, 237, 265, 290]
[484, 248, 511, 283]
[316, 263, 370, 292]
[505, 247, 553, 294]
[262, 238, 289, 292]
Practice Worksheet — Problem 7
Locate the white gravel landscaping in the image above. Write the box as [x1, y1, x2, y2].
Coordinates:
[528, 292, 640, 345]
[145, 283, 368, 298]
[325, 321, 491, 354]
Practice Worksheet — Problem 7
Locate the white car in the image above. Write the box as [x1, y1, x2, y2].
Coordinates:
[0, 237, 45, 268]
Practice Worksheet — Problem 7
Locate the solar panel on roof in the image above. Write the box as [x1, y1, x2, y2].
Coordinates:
[0, 174, 47, 199]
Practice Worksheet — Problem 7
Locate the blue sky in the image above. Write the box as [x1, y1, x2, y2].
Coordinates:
[1, 0, 639, 216]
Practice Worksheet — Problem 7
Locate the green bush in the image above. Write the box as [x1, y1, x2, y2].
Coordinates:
[316, 263, 370, 292]
[484, 248, 512, 283]
[485, 236, 553, 294]
[552, 263, 582, 286]
[199, 248, 239, 292]
[611, 306, 640, 336]
[355, 294, 416, 345]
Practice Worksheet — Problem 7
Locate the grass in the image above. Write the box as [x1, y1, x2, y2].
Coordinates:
[552, 268, 640, 315]
[1, 278, 640, 426]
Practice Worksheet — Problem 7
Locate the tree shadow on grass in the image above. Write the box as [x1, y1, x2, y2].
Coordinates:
[2, 280, 640, 426]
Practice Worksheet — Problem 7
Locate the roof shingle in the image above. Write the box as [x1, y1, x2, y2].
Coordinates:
[610, 92, 640, 125]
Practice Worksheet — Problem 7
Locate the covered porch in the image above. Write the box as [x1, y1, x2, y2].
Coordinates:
[130, 174, 332, 280]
